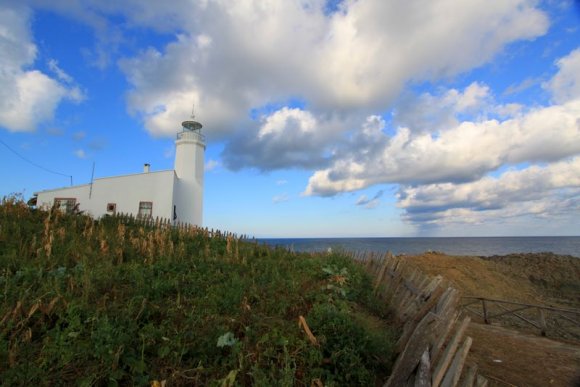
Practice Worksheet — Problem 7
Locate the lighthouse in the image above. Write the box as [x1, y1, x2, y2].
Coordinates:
[173, 114, 205, 226]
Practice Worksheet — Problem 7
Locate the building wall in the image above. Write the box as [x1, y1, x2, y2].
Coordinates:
[36, 170, 176, 220]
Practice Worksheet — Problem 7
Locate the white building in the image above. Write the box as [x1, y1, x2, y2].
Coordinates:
[34, 118, 206, 226]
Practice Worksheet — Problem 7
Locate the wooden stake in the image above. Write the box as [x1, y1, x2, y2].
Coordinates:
[475, 374, 488, 387]
[414, 348, 431, 387]
[440, 336, 472, 387]
[461, 364, 478, 387]
[396, 285, 446, 353]
[432, 316, 471, 387]
[298, 316, 319, 346]
[385, 312, 440, 387]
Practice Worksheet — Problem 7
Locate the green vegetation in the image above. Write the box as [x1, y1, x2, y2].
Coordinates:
[0, 195, 396, 386]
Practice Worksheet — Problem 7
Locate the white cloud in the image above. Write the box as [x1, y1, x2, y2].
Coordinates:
[18, 0, 578, 232]
[0, 70, 66, 132]
[394, 82, 492, 133]
[119, 35, 250, 138]
[0, 4, 84, 132]
[48, 59, 73, 84]
[163, 147, 175, 159]
[397, 158, 580, 226]
[544, 48, 580, 103]
[276, 179, 288, 186]
[222, 107, 343, 170]
[111, 0, 548, 140]
[272, 194, 289, 204]
[304, 91, 580, 197]
[205, 159, 221, 172]
[355, 195, 369, 205]
[74, 149, 87, 159]
[363, 199, 381, 210]
[355, 190, 384, 209]
[27, 1, 553, 186]
[504, 77, 541, 96]
[258, 107, 317, 138]
[0, 5, 35, 68]
[297, 46, 580, 227]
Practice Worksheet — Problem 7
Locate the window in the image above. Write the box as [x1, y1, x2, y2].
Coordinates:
[54, 198, 76, 214]
[106, 203, 116, 214]
[138, 201, 153, 218]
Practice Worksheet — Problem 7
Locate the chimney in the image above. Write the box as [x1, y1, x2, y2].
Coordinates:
[143, 163, 150, 173]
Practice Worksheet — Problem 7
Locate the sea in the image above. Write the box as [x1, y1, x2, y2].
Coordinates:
[259, 236, 580, 258]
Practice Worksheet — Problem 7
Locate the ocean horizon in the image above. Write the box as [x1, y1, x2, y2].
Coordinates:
[259, 236, 580, 258]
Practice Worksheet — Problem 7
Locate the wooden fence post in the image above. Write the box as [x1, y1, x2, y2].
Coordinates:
[481, 299, 489, 324]
[538, 308, 547, 337]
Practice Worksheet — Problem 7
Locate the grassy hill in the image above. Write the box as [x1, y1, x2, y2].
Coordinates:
[0, 196, 396, 386]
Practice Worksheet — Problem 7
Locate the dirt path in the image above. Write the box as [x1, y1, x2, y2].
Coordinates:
[467, 323, 580, 387]
[402, 252, 580, 386]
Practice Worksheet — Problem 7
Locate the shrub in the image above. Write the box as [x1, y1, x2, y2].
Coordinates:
[307, 303, 395, 386]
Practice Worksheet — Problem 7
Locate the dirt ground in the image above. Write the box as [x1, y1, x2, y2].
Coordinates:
[403, 252, 580, 387]
[466, 323, 580, 387]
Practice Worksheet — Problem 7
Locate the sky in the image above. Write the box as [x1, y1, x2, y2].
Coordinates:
[1, 0, 579, 238]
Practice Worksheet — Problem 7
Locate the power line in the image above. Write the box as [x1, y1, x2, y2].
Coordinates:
[0, 138, 73, 186]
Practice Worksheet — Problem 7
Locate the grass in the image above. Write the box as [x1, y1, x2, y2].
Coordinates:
[0, 195, 397, 386]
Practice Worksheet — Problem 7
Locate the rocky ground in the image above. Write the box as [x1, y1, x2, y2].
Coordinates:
[403, 252, 580, 387]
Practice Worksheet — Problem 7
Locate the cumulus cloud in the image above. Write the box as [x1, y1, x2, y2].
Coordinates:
[544, 48, 580, 103]
[221, 107, 342, 170]
[397, 158, 580, 226]
[301, 45, 580, 228]
[0, 71, 67, 132]
[20, 0, 579, 231]
[28, 0, 554, 184]
[304, 94, 580, 196]
[394, 82, 492, 133]
[0, 4, 83, 132]
[112, 0, 548, 143]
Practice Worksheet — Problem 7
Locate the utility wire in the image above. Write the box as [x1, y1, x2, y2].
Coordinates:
[0, 138, 73, 186]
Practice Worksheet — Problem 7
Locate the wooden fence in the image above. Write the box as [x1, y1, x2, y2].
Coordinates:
[461, 296, 580, 342]
[349, 251, 489, 387]
[111, 212, 248, 241]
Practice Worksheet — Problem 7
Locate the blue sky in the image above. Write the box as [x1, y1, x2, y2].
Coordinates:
[1, 0, 579, 237]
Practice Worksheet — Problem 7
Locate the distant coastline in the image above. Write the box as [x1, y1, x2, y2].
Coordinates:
[259, 236, 580, 258]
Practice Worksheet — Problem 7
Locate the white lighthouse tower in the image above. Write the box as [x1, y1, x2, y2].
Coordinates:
[173, 112, 205, 226]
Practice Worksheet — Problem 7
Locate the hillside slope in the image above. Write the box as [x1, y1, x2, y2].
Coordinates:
[0, 197, 396, 386]
[404, 252, 580, 307]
